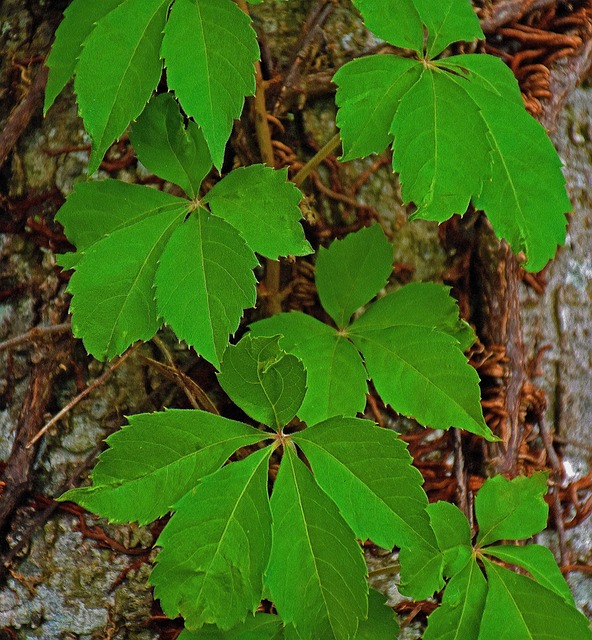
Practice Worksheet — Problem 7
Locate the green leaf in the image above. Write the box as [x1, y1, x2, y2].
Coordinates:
[352, 0, 423, 52]
[44, 0, 125, 113]
[204, 165, 312, 260]
[398, 538, 445, 601]
[178, 613, 284, 640]
[427, 502, 472, 577]
[483, 544, 574, 605]
[391, 68, 490, 222]
[355, 589, 399, 640]
[442, 59, 570, 272]
[413, 0, 483, 58]
[56, 179, 187, 270]
[74, 0, 170, 174]
[423, 558, 487, 640]
[351, 282, 476, 351]
[334, 56, 421, 161]
[162, 0, 259, 169]
[130, 93, 212, 198]
[350, 324, 494, 439]
[475, 473, 549, 546]
[59, 410, 270, 524]
[249, 313, 368, 425]
[218, 334, 307, 429]
[266, 446, 368, 640]
[67, 203, 187, 360]
[294, 417, 437, 552]
[316, 225, 393, 329]
[152, 447, 273, 631]
[155, 213, 258, 368]
[479, 559, 592, 640]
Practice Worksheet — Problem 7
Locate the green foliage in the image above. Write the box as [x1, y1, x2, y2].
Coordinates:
[421, 473, 592, 640]
[57, 98, 310, 365]
[336, 2, 570, 271]
[251, 225, 494, 440]
[45, 0, 259, 172]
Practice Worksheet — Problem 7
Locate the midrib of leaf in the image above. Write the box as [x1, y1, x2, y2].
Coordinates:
[96, 0, 167, 154]
[192, 449, 270, 609]
[426, 3, 454, 58]
[104, 206, 186, 354]
[295, 437, 435, 551]
[477, 506, 523, 546]
[287, 452, 342, 639]
[452, 561, 482, 640]
[485, 562, 532, 638]
[256, 364, 282, 430]
[352, 330, 482, 428]
[193, 0, 216, 147]
[427, 70, 439, 209]
[164, 113, 195, 198]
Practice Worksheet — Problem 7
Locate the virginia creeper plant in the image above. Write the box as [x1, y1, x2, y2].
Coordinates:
[42, 0, 591, 637]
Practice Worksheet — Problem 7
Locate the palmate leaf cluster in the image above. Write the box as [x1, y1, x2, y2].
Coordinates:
[57, 93, 311, 366]
[335, 0, 571, 271]
[419, 474, 592, 640]
[61, 335, 415, 639]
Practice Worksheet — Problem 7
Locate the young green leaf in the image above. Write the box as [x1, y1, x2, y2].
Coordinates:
[398, 538, 445, 600]
[352, 0, 424, 52]
[218, 335, 307, 430]
[350, 282, 476, 351]
[350, 324, 494, 439]
[155, 213, 258, 368]
[152, 446, 273, 631]
[479, 559, 592, 640]
[266, 447, 368, 640]
[179, 614, 284, 640]
[475, 473, 549, 546]
[67, 204, 187, 359]
[483, 544, 574, 605]
[56, 179, 188, 270]
[413, 0, 483, 58]
[44, 0, 125, 113]
[391, 68, 490, 222]
[423, 558, 488, 640]
[204, 165, 311, 259]
[293, 417, 437, 552]
[74, 0, 170, 174]
[249, 312, 368, 425]
[315, 225, 393, 329]
[334, 56, 421, 161]
[162, 0, 259, 169]
[355, 589, 399, 640]
[130, 93, 212, 198]
[59, 410, 270, 524]
[427, 502, 472, 577]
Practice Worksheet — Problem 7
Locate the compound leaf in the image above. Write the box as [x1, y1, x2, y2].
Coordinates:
[44, 0, 125, 113]
[131, 93, 212, 198]
[162, 0, 259, 169]
[316, 225, 393, 329]
[479, 560, 592, 640]
[413, 0, 483, 58]
[423, 558, 487, 640]
[475, 473, 549, 546]
[391, 68, 490, 222]
[155, 213, 258, 368]
[427, 501, 472, 577]
[249, 312, 368, 425]
[179, 614, 284, 640]
[218, 334, 307, 430]
[205, 165, 312, 260]
[60, 410, 270, 524]
[152, 446, 273, 631]
[351, 282, 476, 351]
[75, 0, 170, 174]
[334, 56, 421, 161]
[483, 544, 574, 605]
[56, 179, 187, 270]
[67, 203, 187, 360]
[267, 447, 368, 640]
[352, 0, 423, 52]
[294, 417, 437, 552]
[350, 324, 493, 439]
